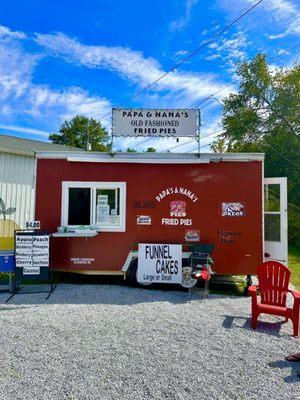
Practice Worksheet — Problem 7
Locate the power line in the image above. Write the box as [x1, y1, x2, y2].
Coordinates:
[210, 97, 299, 167]
[128, 129, 223, 153]
[116, 12, 300, 155]
[164, 138, 196, 153]
[128, 137, 154, 150]
[98, 0, 264, 122]
[162, 129, 224, 152]
[182, 44, 300, 156]
[160, 40, 300, 155]
[192, 41, 300, 111]
[186, 143, 211, 153]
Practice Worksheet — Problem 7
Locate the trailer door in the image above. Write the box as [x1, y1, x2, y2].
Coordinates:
[264, 177, 288, 265]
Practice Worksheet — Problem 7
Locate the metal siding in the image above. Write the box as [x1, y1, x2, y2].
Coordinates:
[0, 152, 35, 233]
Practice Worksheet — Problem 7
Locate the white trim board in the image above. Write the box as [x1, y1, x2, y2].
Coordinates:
[36, 151, 265, 163]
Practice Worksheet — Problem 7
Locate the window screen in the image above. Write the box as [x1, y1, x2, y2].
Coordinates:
[68, 188, 91, 225]
[264, 213, 281, 242]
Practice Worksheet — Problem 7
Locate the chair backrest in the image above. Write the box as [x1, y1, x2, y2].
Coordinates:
[257, 261, 291, 307]
[188, 243, 215, 254]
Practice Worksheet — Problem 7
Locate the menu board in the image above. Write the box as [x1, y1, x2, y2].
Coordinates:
[15, 232, 50, 278]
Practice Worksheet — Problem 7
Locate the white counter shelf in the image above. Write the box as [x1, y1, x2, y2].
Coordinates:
[52, 232, 98, 238]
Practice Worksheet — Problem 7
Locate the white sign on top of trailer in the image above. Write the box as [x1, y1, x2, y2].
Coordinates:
[112, 109, 198, 137]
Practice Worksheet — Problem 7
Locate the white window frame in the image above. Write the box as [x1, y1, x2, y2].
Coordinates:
[61, 181, 126, 232]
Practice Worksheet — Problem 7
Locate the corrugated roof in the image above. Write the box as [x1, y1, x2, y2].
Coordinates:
[0, 134, 85, 155]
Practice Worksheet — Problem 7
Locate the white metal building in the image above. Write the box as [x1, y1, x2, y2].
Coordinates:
[0, 134, 83, 249]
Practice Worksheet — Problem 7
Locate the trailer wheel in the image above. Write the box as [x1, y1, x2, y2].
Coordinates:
[126, 258, 151, 286]
[180, 266, 197, 289]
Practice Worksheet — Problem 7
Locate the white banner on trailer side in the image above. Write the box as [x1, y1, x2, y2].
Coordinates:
[137, 244, 182, 284]
[112, 109, 198, 137]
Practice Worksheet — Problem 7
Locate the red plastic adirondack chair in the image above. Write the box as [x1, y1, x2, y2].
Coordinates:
[249, 261, 300, 337]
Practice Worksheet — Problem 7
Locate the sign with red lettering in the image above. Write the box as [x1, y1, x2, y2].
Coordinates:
[137, 244, 182, 284]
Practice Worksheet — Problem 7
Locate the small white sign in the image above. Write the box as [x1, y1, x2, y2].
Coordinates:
[23, 266, 40, 275]
[16, 236, 32, 244]
[98, 195, 108, 206]
[221, 202, 245, 217]
[33, 259, 49, 267]
[97, 205, 110, 223]
[15, 244, 32, 252]
[108, 216, 119, 225]
[137, 244, 182, 284]
[26, 221, 40, 230]
[15, 259, 32, 268]
[137, 215, 151, 225]
[70, 258, 95, 265]
[33, 236, 49, 244]
[32, 253, 49, 260]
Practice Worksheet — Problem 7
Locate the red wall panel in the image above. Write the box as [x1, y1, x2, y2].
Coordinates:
[35, 159, 263, 275]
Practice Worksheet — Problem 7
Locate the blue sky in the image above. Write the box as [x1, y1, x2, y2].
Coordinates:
[0, 0, 299, 152]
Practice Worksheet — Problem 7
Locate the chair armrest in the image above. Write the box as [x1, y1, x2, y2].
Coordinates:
[248, 285, 257, 295]
[288, 289, 300, 300]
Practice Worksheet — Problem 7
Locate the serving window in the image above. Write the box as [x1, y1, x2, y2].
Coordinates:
[62, 182, 126, 232]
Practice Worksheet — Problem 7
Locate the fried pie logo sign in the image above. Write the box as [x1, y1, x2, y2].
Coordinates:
[155, 187, 198, 226]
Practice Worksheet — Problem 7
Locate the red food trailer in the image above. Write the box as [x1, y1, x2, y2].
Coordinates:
[34, 151, 286, 288]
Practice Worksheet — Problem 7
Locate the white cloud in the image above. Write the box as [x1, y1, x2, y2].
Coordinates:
[218, 0, 300, 40]
[28, 85, 111, 125]
[268, 33, 286, 39]
[277, 48, 291, 56]
[35, 32, 230, 104]
[173, 49, 189, 58]
[205, 54, 221, 61]
[169, 0, 199, 32]
[0, 124, 49, 137]
[0, 25, 27, 40]
[0, 40, 37, 101]
[265, 0, 298, 17]
[245, 0, 300, 36]
[0, 31, 112, 128]
[205, 30, 250, 71]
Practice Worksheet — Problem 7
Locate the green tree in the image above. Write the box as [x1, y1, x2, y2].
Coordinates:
[146, 147, 156, 152]
[49, 115, 111, 151]
[212, 54, 300, 246]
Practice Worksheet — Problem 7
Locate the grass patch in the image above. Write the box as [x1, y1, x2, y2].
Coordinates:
[289, 246, 300, 289]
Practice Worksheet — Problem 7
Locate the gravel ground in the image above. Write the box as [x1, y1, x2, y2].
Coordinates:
[0, 284, 299, 400]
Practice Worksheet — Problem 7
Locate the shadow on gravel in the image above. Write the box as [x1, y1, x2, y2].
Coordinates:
[0, 283, 239, 306]
[222, 314, 291, 337]
[269, 360, 300, 383]
[0, 305, 39, 312]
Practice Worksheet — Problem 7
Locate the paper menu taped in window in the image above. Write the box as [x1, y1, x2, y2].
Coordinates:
[97, 205, 110, 223]
[98, 195, 108, 206]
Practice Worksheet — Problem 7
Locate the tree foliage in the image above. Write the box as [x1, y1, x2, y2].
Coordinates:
[49, 115, 111, 151]
[125, 147, 156, 153]
[212, 54, 300, 246]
